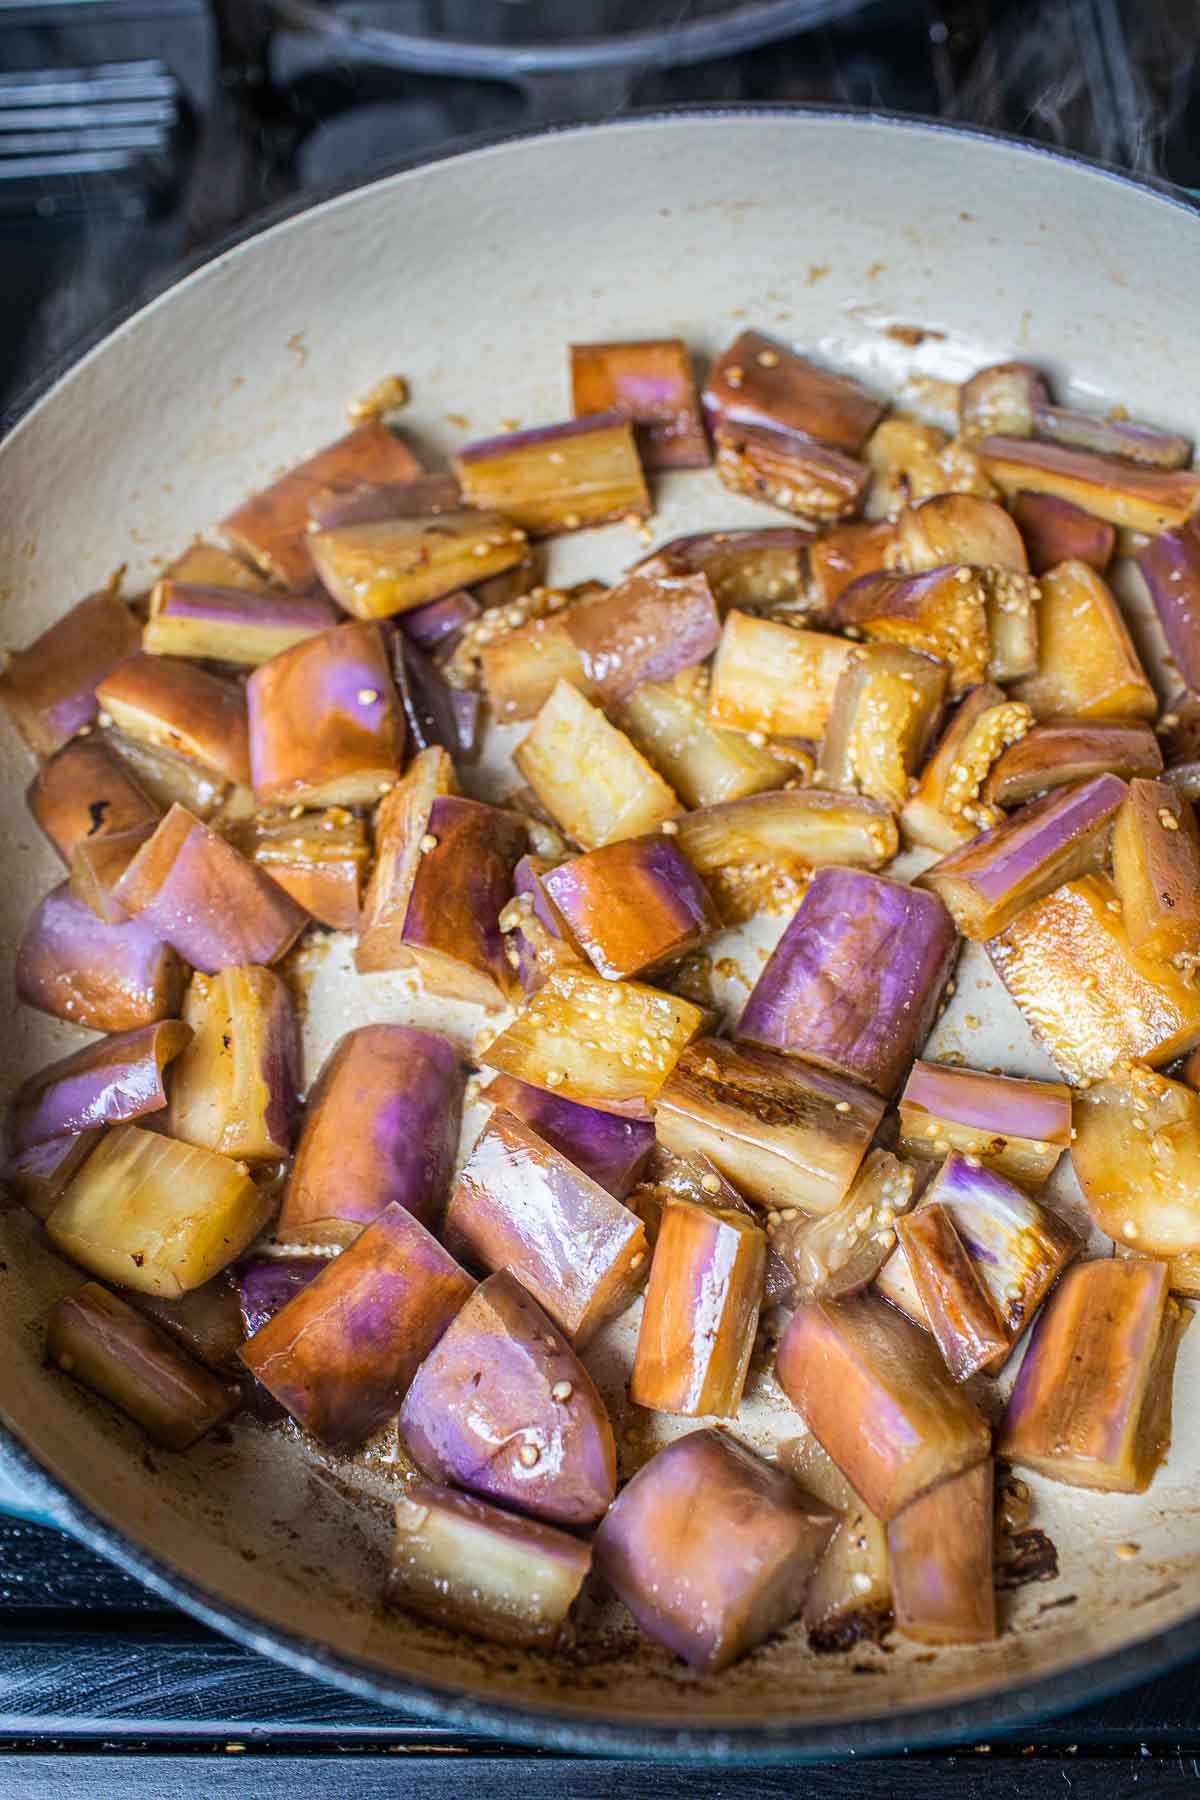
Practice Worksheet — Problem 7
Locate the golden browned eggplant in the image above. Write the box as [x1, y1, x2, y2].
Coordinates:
[1012, 561, 1157, 722]
[630, 1196, 765, 1417]
[887, 1460, 996, 1644]
[514, 679, 681, 848]
[1110, 778, 1200, 962]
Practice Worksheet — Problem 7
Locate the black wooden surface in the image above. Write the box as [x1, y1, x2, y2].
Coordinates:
[0, 1519, 1197, 1793]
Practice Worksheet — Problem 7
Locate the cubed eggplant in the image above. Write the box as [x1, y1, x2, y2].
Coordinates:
[677, 789, 898, 924]
[832, 567, 991, 697]
[16, 882, 184, 1032]
[820, 643, 947, 813]
[988, 873, 1200, 1083]
[984, 719, 1162, 808]
[46, 1282, 239, 1451]
[781, 1432, 892, 1650]
[112, 804, 309, 973]
[570, 336, 707, 470]
[714, 425, 869, 521]
[541, 836, 717, 982]
[133, 1272, 246, 1371]
[235, 1257, 321, 1336]
[3, 1130, 102, 1222]
[221, 419, 422, 587]
[278, 1025, 463, 1243]
[807, 520, 897, 615]
[310, 511, 528, 618]
[240, 1202, 473, 1450]
[1013, 561, 1156, 722]
[236, 805, 369, 931]
[595, 1425, 837, 1671]
[1036, 406, 1191, 468]
[620, 672, 786, 809]
[639, 527, 814, 614]
[166, 966, 299, 1164]
[895, 1203, 1010, 1380]
[737, 867, 958, 1097]
[444, 1108, 647, 1345]
[500, 853, 579, 998]
[478, 604, 593, 724]
[565, 568, 721, 707]
[1010, 491, 1116, 575]
[863, 417, 998, 518]
[900, 683, 1033, 853]
[453, 413, 648, 537]
[999, 1258, 1188, 1492]
[69, 825, 154, 925]
[399, 1269, 615, 1527]
[775, 1293, 991, 1519]
[355, 746, 458, 970]
[898, 1059, 1072, 1186]
[47, 1123, 272, 1297]
[895, 492, 1028, 575]
[94, 654, 251, 788]
[653, 1035, 884, 1215]
[104, 726, 231, 819]
[0, 587, 141, 759]
[142, 580, 337, 665]
[1111, 778, 1200, 961]
[627, 1146, 792, 1306]
[920, 771, 1127, 940]
[514, 680, 681, 849]
[9, 1021, 191, 1154]
[887, 1460, 996, 1644]
[482, 1075, 654, 1200]
[400, 586, 480, 655]
[27, 735, 159, 866]
[247, 620, 404, 808]
[768, 1148, 915, 1305]
[978, 435, 1200, 533]
[630, 1197, 765, 1417]
[709, 610, 857, 739]
[165, 542, 269, 591]
[306, 471, 463, 532]
[1133, 519, 1200, 691]
[391, 632, 480, 764]
[704, 329, 881, 450]
[1072, 1061, 1200, 1258]
[958, 362, 1049, 439]
[388, 1482, 591, 1650]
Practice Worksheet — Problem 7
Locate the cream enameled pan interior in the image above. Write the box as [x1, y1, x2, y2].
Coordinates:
[1, 113, 1198, 1741]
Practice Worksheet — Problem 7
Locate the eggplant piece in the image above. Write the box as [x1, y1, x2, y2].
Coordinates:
[166, 966, 299, 1165]
[677, 788, 898, 922]
[978, 434, 1200, 534]
[887, 1460, 996, 1644]
[959, 363, 1049, 440]
[988, 872, 1200, 1084]
[444, 1108, 647, 1344]
[1072, 1061, 1200, 1257]
[27, 735, 159, 866]
[112, 804, 309, 973]
[221, 419, 422, 587]
[391, 632, 480, 764]
[564, 568, 720, 707]
[704, 330, 883, 454]
[807, 519, 897, 615]
[500, 853, 579, 998]
[94, 654, 251, 788]
[775, 1293, 991, 1520]
[820, 643, 948, 813]
[310, 511, 528, 618]
[514, 680, 681, 849]
[165, 542, 269, 591]
[738, 867, 958, 1097]
[482, 1074, 654, 1200]
[355, 745, 458, 969]
[9, 1021, 190, 1154]
[984, 719, 1162, 809]
[594, 1426, 837, 1672]
[896, 492, 1028, 575]
[999, 1258, 1188, 1492]
[631, 1197, 764, 1417]
[654, 1035, 884, 1215]
[709, 610, 857, 739]
[246, 620, 404, 808]
[278, 1025, 463, 1244]
[895, 1203, 1010, 1381]
[399, 1269, 615, 1527]
[479, 609, 592, 724]
[627, 1146, 794, 1307]
[104, 725, 231, 820]
[541, 836, 717, 982]
[1160, 692, 1200, 798]
[453, 412, 648, 537]
[1111, 777, 1200, 962]
[898, 1059, 1072, 1187]
[240, 1202, 473, 1450]
[571, 336, 707, 470]
[142, 580, 337, 665]
[236, 805, 369, 931]
[769, 1148, 915, 1306]
[47, 1123, 271, 1298]
[306, 471, 463, 531]
[638, 527, 814, 614]
[1013, 561, 1156, 722]
[899, 683, 1032, 853]
[69, 825, 154, 925]
[236, 1257, 321, 1336]
[3, 1130, 102, 1223]
[1032, 397, 1191, 467]
[1133, 520, 1200, 691]
[133, 1272, 246, 1371]
[920, 771, 1127, 941]
[620, 671, 786, 810]
[400, 586, 480, 655]
[388, 1482, 590, 1650]
[863, 417, 998, 518]
[17, 882, 184, 1032]
[0, 587, 141, 760]
[833, 567, 990, 698]
[46, 1282, 239, 1451]
[780, 1432, 893, 1650]
[1011, 491, 1116, 575]
[714, 424, 868, 521]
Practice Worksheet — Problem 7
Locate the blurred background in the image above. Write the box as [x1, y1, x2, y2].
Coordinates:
[0, 0, 1197, 415]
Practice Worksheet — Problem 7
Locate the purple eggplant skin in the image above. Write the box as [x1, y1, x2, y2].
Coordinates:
[898, 1059, 1072, 1186]
[94, 652, 252, 789]
[16, 882, 185, 1032]
[1010, 491, 1116, 575]
[0, 587, 142, 760]
[1135, 519, 1200, 693]
[564, 570, 721, 706]
[307, 471, 463, 532]
[594, 1426, 837, 1673]
[542, 836, 718, 982]
[895, 1203, 1010, 1382]
[143, 580, 339, 664]
[983, 720, 1162, 810]
[481, 1074, 654, 1200]
[452, 411, 650, 537]
[46, 1281, 240, 1452]
[919, 772, 1127, 942]
[394, 796, 528, 1008]
[443, 1107, 648, 1347]
[277, 1025, 464, 1245]
[737, 867, 958, 1098]
[704, 329, 884, 454]
[400, 587, 480, 655]
[3, 1130, 103, 1223]
[570, 336, 709, 471]
[887, 1460, 997, 1645]
[235, 1258, 322, 1338]
[8, 1020, 192, 1156]
[239, 1202, 474, 1452]
[27, 735, 160, 866]
[398, 1269, 616, 1528]
[391, 630, 480, 763]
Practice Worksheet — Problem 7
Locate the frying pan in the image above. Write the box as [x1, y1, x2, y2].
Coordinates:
[1, 109, 1198, 1762]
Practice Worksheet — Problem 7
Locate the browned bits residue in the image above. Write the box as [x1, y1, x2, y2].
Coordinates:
[883, 323, 947, 347]
[866, 260, 886, 280]
[806, 263, 831, 285]
[1115, 1541, 1141, 1560]
[348, 373, 409, 424]
[444, 412, 470, 430]
[286, 332, 310, 367]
